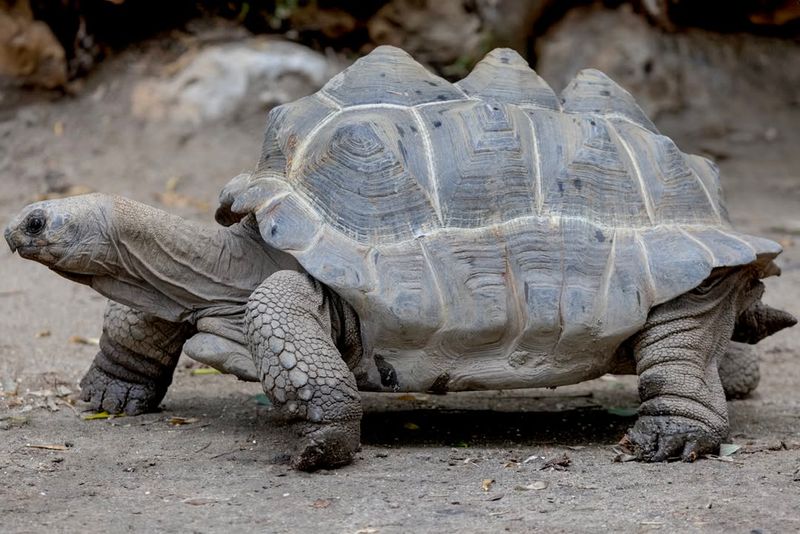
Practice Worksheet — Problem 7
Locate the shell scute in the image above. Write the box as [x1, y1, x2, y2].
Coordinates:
[289, 109, 440, 242]
[322, 45, 465, 107]
[561, 69, 657, 132]
[421, 101, 537, 227]
[456, 48, 560, 110]
[541, 116, 651, 226]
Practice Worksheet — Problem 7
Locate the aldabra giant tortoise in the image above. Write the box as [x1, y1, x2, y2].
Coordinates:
[5, 46, 796, 470]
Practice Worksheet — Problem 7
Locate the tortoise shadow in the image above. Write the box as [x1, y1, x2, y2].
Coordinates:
[361, 407, 635, 447]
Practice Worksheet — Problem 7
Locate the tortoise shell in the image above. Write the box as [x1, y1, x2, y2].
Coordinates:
[218, 46, 781, 391]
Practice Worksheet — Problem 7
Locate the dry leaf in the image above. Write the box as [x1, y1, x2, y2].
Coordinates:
[540, 453, 571, 471]
[183, 497, 222, 505]
[515, 481, 548, 491]
[168, 417, 198, 426]
[719, 443, 741, 457]
[311, 499, 331, 509]
[704, 454, 735, 463]
[69, 335, 100, 346]
[35, 330, 51, 338]
[481, 479, 494, 492]
[53, 121, 64, 136]
[26, 443, 68, 451]
[613, 452, 637, 463]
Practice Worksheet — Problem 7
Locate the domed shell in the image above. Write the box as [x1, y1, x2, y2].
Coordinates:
[219, 46, 781, 388]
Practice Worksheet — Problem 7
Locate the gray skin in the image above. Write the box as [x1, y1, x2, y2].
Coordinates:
[4, 193, 796, 470]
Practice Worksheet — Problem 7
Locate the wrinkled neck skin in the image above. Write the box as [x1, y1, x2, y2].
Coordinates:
[63, 196, 300, 323]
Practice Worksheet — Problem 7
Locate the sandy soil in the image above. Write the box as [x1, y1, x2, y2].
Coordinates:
[0, 39, 798, 533]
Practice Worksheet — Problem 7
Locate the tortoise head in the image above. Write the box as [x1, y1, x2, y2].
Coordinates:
[4, 193, 113, 278]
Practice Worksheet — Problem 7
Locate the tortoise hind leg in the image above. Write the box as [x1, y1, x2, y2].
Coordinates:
[246, 270, 362, 471]
[625, 273, 750, 461]
[80, 301, 194, 415]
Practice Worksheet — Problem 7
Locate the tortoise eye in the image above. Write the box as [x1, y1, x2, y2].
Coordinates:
[24, 211, 46, 235]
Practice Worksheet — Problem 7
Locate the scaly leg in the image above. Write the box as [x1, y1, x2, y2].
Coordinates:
[718, 342, 760, 399]
[626, 272, 755, 461]
[246, 270, 362, 471]
[80, 301, 194, 415]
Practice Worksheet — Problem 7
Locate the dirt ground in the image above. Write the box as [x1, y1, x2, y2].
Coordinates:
[1, 39, 799, 534]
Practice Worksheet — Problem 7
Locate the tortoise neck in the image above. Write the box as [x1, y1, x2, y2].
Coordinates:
[89, 197, 299, 323]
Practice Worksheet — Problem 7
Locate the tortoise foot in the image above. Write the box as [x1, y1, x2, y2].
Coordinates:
[291, 420, 361, 472]
[79, 364, 166, 415]
[626, 415, 723, 462]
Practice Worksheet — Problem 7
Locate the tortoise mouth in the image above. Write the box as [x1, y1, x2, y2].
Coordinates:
[14, 244, 42, 259]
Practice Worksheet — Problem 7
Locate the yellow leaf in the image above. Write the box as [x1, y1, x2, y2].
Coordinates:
[83, 411, 114, 420]
[191, 367, 222, 375]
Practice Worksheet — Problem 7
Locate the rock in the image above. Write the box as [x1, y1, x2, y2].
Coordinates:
[638, 0, 800, 31]
[131, 39, 342, 125]
[536, 4, 800, 128]
[475, 0, 557, 53]
[0, 0, 67, 89]
[367, 0, 484, 75]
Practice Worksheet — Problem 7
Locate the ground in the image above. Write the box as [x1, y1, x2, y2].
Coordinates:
[0, 40, 798, 533]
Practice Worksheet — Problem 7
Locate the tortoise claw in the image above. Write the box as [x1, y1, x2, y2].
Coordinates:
[626, 416, 722, 462]
[79, 365, 166, 415]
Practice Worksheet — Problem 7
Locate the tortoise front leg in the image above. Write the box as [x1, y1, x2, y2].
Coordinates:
[626, 272, 754, 461]
[80, 301, 194, 415]
[246, 271, 362, 471]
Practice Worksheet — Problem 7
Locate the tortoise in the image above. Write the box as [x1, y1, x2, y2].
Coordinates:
[5, 46, 796, 470]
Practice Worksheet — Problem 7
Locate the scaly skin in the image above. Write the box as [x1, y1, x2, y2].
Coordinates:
[80, 301, 194, 415]
[626, 271, 759, 461]
[717, 342, 760, 399]
[246, 270, 362, 471]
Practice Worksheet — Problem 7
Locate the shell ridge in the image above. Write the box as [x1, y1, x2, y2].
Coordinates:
[286, 107, 341, 182]
[595, 228, 618, 322]
[633, 231, 657, 301]
[520, 107, 544, 215]
[714, 228, 758, 256]
[417, 239, 450, 347]
[501, 234, 529, 359]
[678, 228, 716, 264]
[687, 167, 722, 223]
[316, 89, 344, 111]
[553, 224, 567, 353]
[605, 120, 656, 224]
[410, 107, 444, 225]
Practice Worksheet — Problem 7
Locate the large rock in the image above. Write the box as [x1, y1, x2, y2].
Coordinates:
[131, 39, 342, 125]
[536, 4, 800, 127]
[0, 0, 66, 89]
[367, 0, 484, 75]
